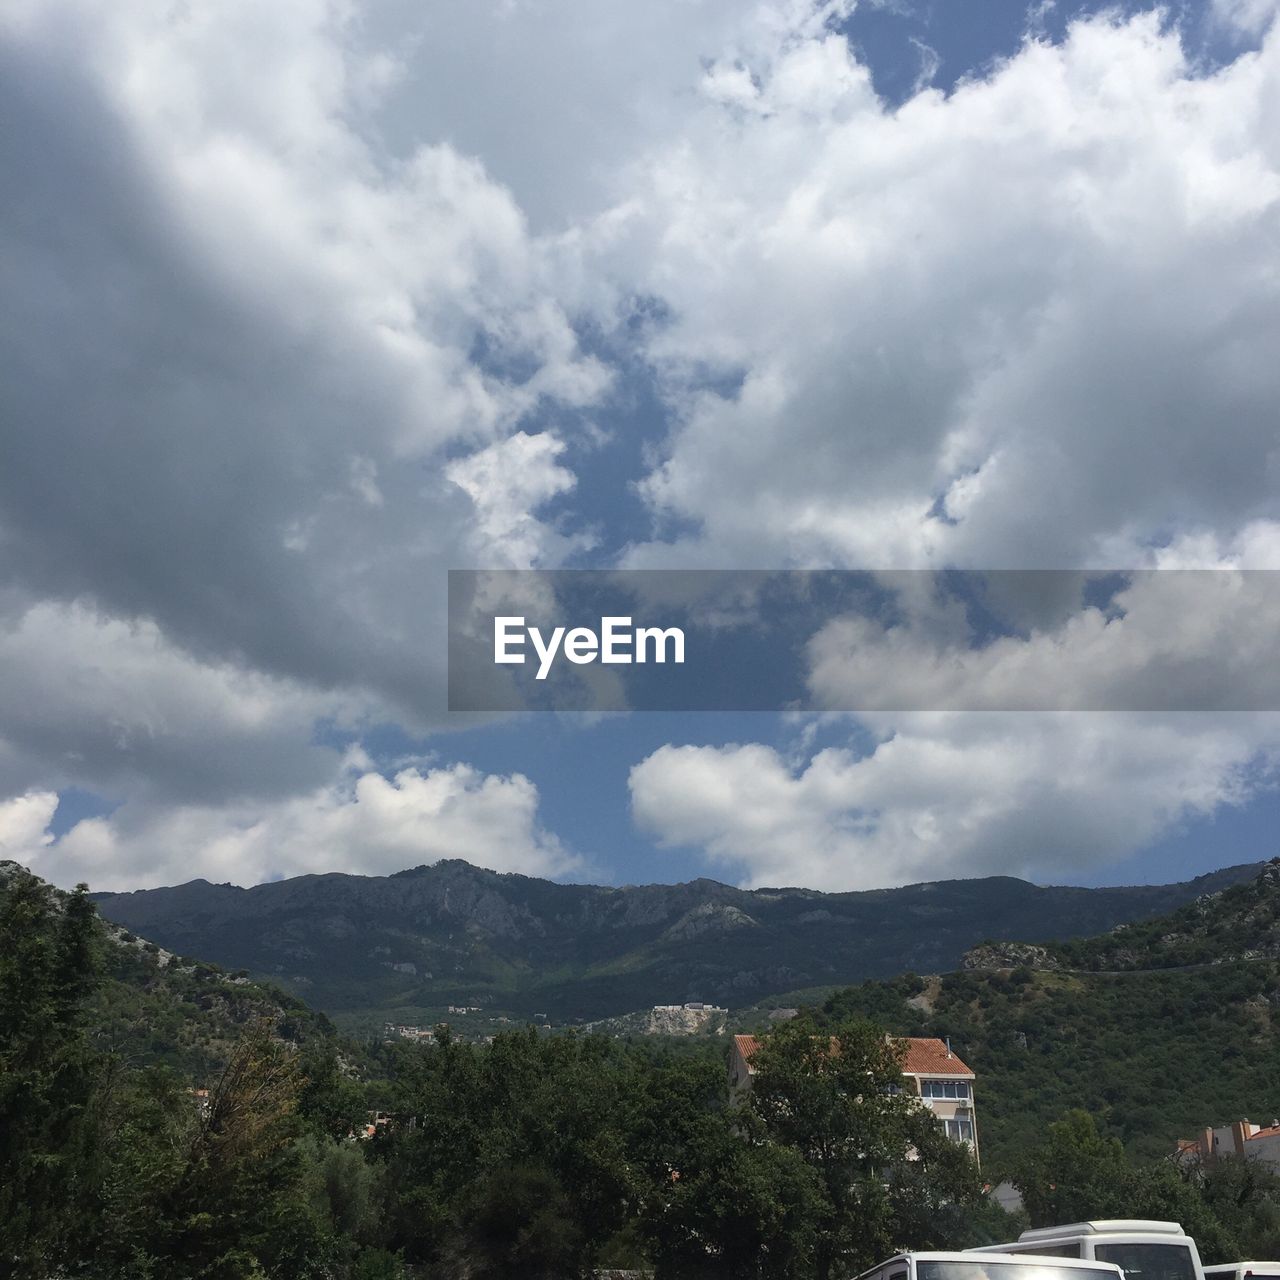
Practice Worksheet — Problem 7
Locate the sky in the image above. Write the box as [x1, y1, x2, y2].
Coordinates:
[2, 0, 1280, 895]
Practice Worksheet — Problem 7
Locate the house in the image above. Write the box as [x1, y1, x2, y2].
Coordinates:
[728, 1033, 980, 1164]
[1177, 1119, 1280, 1169]
[382, 1022, 435, 1043]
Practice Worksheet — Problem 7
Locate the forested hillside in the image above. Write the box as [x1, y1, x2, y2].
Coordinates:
[815, 859, 1280, 1171]
[1, 860, 341, 1081]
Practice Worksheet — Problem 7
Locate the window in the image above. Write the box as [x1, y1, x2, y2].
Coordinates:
[944, 1119, 975, 1141]
[922, 1079, 971, 1099]
[1093, 1243, 1197, 1280]
[918, 1263, 1109, 1280]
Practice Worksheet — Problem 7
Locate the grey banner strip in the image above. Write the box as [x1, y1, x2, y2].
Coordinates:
[447, 569, 1280, 712]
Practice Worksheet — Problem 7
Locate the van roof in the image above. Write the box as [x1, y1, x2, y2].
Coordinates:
[1018, 1222, 1188, 1242]
[857, 1252, 1126, 1279]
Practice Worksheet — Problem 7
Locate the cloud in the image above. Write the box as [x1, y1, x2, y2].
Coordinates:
[11, 757, 578, 891]
[6, 0, 1280, 893]
[613, 11, 1280, 570]
[806, 566, 1280, 712]
[0, 0, 605, 731]
[1212, 0, 1280, 37]
[0, 791, 58, 864]
[446, 431, 584, 567]
[629, 713, 1280, 891]
[0, 599, 348, 805]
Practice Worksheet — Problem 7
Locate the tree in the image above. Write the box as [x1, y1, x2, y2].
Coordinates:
[0, 872, 104, 1277]
[1014, 1108, 1136, 1225]
[747, 1015, 985, 1280]
[1015, 1110, 1244, 1261]
[1194, 1155, 1280, 1262]
[156, 1020, 325, 1278]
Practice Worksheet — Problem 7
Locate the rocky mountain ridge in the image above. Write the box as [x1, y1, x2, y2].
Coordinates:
[91, 856, 1267, 1024]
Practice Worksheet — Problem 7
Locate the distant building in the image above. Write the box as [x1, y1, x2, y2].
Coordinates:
[383, 1022, 434, 1043]
[728, 1033, 980, 1164]
[1177, 1119, 1280, 1169]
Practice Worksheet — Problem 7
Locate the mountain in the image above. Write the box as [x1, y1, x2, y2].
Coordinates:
[91, 857, 1265, 1027]
[1, 860, 338, 1080]
[813, 858, 1280, 1171]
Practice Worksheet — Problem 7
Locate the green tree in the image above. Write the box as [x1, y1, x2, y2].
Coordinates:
[1014, 1108, 1136, 1225]
[0, 872, 104, 1277]
[156, 1021, 326, 1278]
[1015, 1110, 1243, 1261]
[747, 1015, 984, 1280]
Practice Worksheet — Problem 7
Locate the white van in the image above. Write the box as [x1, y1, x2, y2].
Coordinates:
[855, 1250, 1127, 1280]
[971, 1220, 1204, 1280]
[1204, 1265, 1280, 1280]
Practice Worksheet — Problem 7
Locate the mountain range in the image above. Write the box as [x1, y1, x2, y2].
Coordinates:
[91, 857, 1265, 1027]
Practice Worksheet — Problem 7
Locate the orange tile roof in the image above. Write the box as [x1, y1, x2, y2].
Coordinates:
[732, 1033, 973, 1077]
[899, 1037, 974, 1077]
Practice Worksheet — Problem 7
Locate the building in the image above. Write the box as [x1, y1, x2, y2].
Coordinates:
[728, 1033, 980, 1163]
[1177, 1119, 1280, 1169]
[383, 1022, 435, 1043]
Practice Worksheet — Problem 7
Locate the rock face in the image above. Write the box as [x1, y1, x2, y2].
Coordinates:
[963, 942, 1062, 971]
[965, 858, 1280, 975]
[91, 857, 1266, 1023]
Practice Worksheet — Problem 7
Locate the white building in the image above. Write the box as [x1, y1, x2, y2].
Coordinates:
[1177, 1119, 1280, 1169]
[729, 1033, 980, 1163]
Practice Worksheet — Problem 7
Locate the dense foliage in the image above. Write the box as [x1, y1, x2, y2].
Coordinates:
[1013, 1110, 1280, 1263]
[815, 859, 1280, 1172]
[2, 868, 994, 1278]
[8, 860, 1280, 1277]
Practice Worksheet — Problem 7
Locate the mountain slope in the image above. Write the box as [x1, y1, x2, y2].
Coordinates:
[92, 857, 1264, 1024]
[1, 860, 338, 1080]
[813, 858, 1280, 1172]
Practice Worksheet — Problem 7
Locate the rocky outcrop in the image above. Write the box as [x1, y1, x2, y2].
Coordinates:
[963, 941, 1062, 971]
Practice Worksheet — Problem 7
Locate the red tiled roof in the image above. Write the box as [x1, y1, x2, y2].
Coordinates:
[1247, 1125, 1280, 1141]
[899, 1037, 974, 1077]
[732, 1033, 973, 1078]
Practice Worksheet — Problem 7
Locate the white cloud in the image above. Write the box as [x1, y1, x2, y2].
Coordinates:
[446, 431, 584, 567]
[1212, 0, 1280, 37]
[0, 791, 58, 864]
[611, 11, 1280, 570]
[0, 0, 606, 732]
[629, 714, 1280, 891]
[15, 758, 578, 891]
[806, 567, 1280, 712]
[5, 0, 1280, 894]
